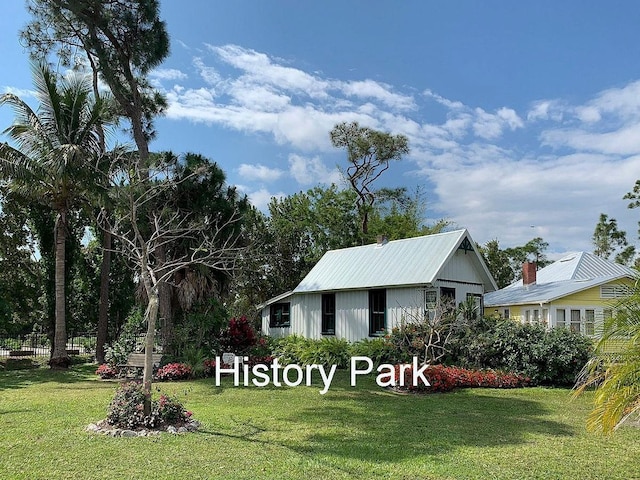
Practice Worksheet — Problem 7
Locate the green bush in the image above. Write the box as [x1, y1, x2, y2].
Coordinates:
[449, 317, 593, 386]
[178, 346, 209, 378]
[170, 299, 227, 358]
[272, 335, 312, 365]
[300, 337, 351, 368]
[349, 338, 395, 366]
[104, 309, 146, 367]
[272, 336, 351, 368]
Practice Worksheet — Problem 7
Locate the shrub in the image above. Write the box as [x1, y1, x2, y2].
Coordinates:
[106, 382, 191, 429]
[272, 336, 351, 368]
[448, 317, 593, 386]
[155, 362, 193, 381]
[218, 316, 257, 354]
[203, 359, 217, 377]
[179, 346, 209, 378]
[349, 338, 395, 366]
[394, 364, 529, 393]
[106, 382, 147, 428]
[272, 335, 311, 365]
[169, 298, 227, 358]
[299, 337, 351, 368]
[104, 308, 146, 367]
[96, 363, 118, 379]
[249, 335, 275, 357]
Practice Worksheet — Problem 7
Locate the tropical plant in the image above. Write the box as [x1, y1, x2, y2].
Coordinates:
[574, 281, 640, 433]
[0, 63, 113, 367]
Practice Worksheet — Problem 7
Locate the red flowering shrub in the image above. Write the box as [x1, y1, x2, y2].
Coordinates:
[394, 364, 529, 393]
[96, 363, 119, 379]
[203, 359, 217, 377]
[155, 362, 192, 381]
[219, 316, 257, 353]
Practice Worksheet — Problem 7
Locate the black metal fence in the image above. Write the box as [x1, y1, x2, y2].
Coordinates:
[0, 332, 97, 358]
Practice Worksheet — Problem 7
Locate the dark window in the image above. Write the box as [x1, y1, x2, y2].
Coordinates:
[321, 293, 336, 335]
[269, 303, 290, 328]
[440, 287, 456, 310]
[440, 287, 456, 301]
[369, 289, 386, 336]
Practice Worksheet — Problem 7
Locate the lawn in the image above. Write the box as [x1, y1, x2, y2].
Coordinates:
[0, 362, 638, 480]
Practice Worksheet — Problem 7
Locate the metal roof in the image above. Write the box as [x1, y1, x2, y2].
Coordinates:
[292, 229, 496, 294]
[485, 252, 637, 306]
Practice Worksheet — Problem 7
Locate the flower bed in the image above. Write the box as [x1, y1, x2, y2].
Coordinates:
[154, 362, 192, 381]
[394, 364, 529, 393]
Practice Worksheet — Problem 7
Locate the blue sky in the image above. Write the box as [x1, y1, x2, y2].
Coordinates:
[2, 1, 640, 256]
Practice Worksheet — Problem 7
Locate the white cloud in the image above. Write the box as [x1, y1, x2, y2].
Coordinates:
[150, 68, 188, 81]
[237, 163, 285, 182]
[207, 44, 331, 100]
[154, 43, 640, 252]
[244, 187, 286, 211]
[288, 154, 342, 186]
[2, 86, 35, 98]
[472, 107, 523, 139]
[340, 79, 415, 110]
[423, 89, 465, 110]
[527, 100, 565, 122]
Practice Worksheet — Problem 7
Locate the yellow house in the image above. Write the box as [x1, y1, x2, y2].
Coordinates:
[483, 252, 637, 337]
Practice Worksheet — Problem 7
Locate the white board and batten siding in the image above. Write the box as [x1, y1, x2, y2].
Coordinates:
[260, 229, 497, 342]
[262, 284, 483, 342]
[263, 287, 427, 342]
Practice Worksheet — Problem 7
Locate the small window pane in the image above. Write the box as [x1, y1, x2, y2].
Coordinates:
[570, 309, 581, 333]
[269, 303, 290, 328]
[585, 309, 595, 336]
[322, 294, 336, 335]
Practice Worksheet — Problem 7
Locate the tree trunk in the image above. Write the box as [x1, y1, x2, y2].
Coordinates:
[95, 226, 111, 364]
[141, 275, 158, 417]
[155, 244, 174, 352]
[50, 212, 70, 368]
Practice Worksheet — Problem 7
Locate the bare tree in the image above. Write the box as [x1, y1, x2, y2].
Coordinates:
[391, 295, 463, 365]
[100, 152, 245, 414]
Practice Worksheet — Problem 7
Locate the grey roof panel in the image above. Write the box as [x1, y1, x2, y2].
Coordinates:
[293, 229, 492, 293]
[486, 252, 637, 306]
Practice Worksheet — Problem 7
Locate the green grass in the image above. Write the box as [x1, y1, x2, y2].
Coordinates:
[0, 364, 638, 480]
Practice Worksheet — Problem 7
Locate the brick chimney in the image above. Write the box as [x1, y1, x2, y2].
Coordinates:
[522, 262, 537, 286]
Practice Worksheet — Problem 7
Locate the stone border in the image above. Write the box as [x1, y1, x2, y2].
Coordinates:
[86, 418, 201, 437]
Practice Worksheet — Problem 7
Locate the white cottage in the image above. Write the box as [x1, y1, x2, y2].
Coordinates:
[260, 229, 497, 342]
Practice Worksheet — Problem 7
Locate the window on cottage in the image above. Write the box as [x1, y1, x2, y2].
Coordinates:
[440, 287, 456, 312]
[585, 309, 595, 336]
[570, 309, 581, 333]
[503, 308, 510, 319]
[556, 309, 566, 329]
[269, 302, 290, 328]
[369, 289, 386, 336]
[424, 289, 437, 321]
[321, 293, 336, 335]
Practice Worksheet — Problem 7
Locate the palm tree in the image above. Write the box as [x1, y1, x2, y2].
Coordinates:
[0, 63, 112, 367]
[574, 279, 640, 433]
